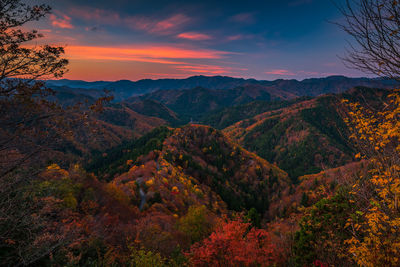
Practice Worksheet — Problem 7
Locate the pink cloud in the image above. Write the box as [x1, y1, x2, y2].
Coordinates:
[49, 13, 74, 29]
[227, 34, 256, 41]
[125, 14, 190, 35]
[230, 13, 255, 24]
[177, 32, 212, 40]
[39, 29, 52, 33]
[297, 70, 319, 76]
[265, 69, 296, 76]
[150, 14, 190, 34]
[227, 35, 243, 41]
[68, 7, 120, 25]
[69, 7, 190, 35]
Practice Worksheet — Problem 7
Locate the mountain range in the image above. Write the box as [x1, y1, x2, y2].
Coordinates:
[48, 76, 397, 174]
[47, 75, 399, 101]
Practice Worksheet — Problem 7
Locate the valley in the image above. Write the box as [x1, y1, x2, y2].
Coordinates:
[3, 0, 400, 265]
[19, 75, 395, 266]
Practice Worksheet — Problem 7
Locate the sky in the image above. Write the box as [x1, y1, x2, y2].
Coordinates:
[27, 0, 366, 81]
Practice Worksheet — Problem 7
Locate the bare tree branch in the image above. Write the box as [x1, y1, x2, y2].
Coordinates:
[336, 0, 400, 80]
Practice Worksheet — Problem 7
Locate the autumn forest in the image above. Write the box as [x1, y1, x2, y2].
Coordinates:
[1, 0, 400, 266]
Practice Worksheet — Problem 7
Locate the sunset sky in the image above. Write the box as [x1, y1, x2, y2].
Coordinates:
[29, 0, 365, 81]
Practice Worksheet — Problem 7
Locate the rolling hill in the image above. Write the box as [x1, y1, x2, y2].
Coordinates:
[127, 85, 276, 122]
[89, 125, 290, 216]
[223, 87, 389, 181]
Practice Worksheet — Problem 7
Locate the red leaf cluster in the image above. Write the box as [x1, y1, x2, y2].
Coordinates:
[188, 218, 280, 267]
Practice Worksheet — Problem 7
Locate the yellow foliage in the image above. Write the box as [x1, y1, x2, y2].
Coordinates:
[105, 183, 130, 205]
[45, 164, 69, 178]
[145, 179, 154, 187]
[47, 163, 61, 170]
[63, 193, 78, 210]
[343, 90, 400, 266]
[171, 186, 179, 193]
[195, 188, 203, 195]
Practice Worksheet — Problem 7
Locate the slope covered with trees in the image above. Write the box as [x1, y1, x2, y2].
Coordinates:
[4, 124, 290, 266]
[4, 0, 400, 266]
[201, 97, 312, 129]
[105, 125, 290, 217]
[223, 87, 390, 181]
[127, 86, 276, 122]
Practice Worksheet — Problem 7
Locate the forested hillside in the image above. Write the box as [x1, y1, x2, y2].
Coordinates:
[4, 0, 400, 266]
[223, 87, 389, 181]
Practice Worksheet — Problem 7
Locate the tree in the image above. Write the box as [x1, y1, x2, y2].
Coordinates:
[0, 0, 69, 177]
[188, 218, 279, 267]
[341, 91, 400, 266]
[337, 0, 400, 79]
[129, 249, 167, 267]
[334, 2, 400, 264]
[0, 1, 74, 265]
[177, 205, 215, 244]
[293, 187, 355, 267]
[245, 207, 261, 228]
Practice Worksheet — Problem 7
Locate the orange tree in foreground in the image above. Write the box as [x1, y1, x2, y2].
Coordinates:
[342, 90, 400, 266]
[188, 217, 280, 267]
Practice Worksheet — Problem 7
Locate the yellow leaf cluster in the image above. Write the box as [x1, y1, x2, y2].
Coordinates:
[343, 90, 400, 266]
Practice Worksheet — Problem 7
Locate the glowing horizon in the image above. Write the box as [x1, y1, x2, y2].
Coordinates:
[32, 0, 366, 81]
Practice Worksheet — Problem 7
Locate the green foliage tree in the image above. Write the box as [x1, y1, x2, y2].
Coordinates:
[177, 205, 214, 244]
[130, 249, 167, 267]
[245, 207, 261, 228]
[293, 187, 355, 266]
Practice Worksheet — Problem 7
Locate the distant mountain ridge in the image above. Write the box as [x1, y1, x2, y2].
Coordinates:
[127, 85, 275, 122]
[46, 75, 400, 101]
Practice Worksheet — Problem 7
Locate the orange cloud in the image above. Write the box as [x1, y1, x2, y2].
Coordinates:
[265, 69, 295, 75]
[60, 45, 243, 80]
[175, 64, 247, 75]
[50, 14, 74, 29]
[177, 32, 212, 40]
[176, 65, 229, 74]
[65, 45, 230, 62]
[64, 59, 239, 81]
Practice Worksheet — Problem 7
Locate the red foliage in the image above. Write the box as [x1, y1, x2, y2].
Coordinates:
[314, 260, 329, 267]
[188, 218, 280, 267]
